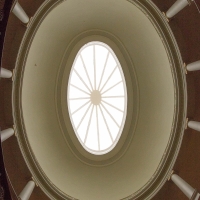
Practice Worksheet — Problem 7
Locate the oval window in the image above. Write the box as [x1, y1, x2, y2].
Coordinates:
[67, 41, 127, 155]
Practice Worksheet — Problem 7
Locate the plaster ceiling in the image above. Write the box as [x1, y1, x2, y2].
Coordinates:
[21, 0, 174, 199]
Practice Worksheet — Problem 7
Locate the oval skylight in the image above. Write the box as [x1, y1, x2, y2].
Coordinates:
[67, 41, 127, 155]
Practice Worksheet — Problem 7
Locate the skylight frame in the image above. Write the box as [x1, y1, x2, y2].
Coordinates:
[67, 41, 127, 155]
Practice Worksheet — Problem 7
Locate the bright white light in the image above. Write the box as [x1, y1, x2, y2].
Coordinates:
[67, 41, 127, 155]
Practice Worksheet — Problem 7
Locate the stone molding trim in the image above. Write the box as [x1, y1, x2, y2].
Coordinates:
[12, 0, 187, 199]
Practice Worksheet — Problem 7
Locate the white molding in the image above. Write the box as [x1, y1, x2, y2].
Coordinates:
[0, 68, 12, 78]
[171, 174, 197, 199]
[12, 1, 29, 24]
[18, 180, 35, 200]
[1, 128, 14, 142]
[166, 0, 192, 19]
[186, 60, 200, 72]
[188, 121, 200, 132]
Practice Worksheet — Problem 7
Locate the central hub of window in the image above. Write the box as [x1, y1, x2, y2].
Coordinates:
[90, 90, 101, 105]
[67, 41, 127, 155]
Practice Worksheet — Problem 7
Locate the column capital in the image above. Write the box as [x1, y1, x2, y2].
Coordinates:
[185, 118, 189, 129]
[186, 60, 200, 72]
[0, 68, 12, 78]
[187, 0, 193, 6]
[12, 1, 29, 24]
[162, 12, 170, 22]
[170, 173, 197, 199]
[166, 0, 191, 19]
[168, 170, 175, 181]
[184, 63, 188, 74]
[1, 128, 15, 142]
[31, 177, 38, 187]
[191, 189, 198, 200]
[18, 180, 35, 200]
[11, 0, 18, 12]
[188, 121, 200, 132]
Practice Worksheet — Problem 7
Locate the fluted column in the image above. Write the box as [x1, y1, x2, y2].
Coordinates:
[166, 0, 192, 19]
[188, 121, 200, 132]
[1, 128, 14, 142]
[186, 60, 200, 72]
[12, 2, 29, 24]
[18, 180, 35, 200]
[0, 68, 12, 78]
[170, 173, 199, 199]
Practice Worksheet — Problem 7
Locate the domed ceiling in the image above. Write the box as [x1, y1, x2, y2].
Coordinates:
[13, 0, 187, 199]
